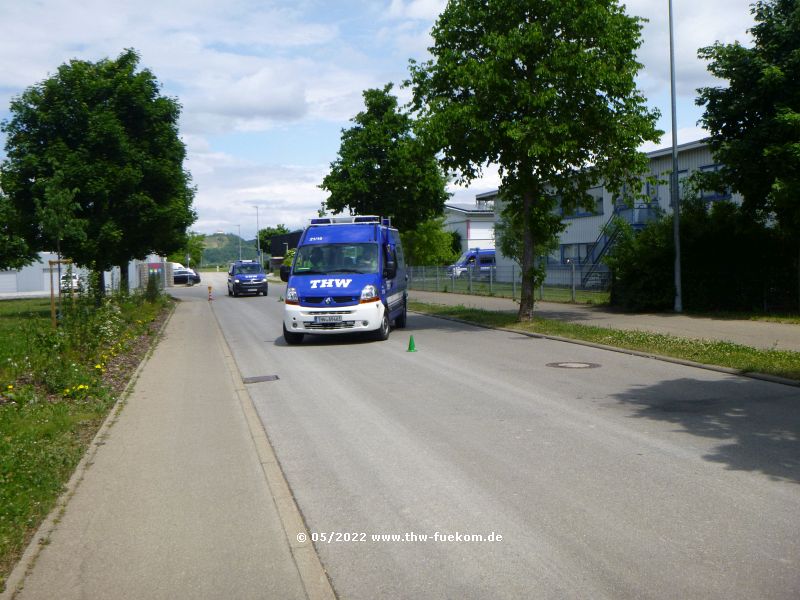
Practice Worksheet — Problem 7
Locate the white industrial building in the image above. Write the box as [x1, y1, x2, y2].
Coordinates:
[473, 139, 740, 285]
[443, 192, 496, 252]
[0, 253, 170, 295]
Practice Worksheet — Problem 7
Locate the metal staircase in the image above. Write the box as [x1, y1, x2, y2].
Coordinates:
[580, 204, 660, 288]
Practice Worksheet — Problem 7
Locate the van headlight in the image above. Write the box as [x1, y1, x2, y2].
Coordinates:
[286, 287, 299, 304]
[360, 284, 379, 303]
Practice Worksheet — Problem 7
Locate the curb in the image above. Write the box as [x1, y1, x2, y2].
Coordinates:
[410, 311, 800, 389]
[1, 302, 177, 599]
[209, 302, 337, 600]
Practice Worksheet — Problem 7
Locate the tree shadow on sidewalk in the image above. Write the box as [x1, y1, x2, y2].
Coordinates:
[612, 376, 800, 483]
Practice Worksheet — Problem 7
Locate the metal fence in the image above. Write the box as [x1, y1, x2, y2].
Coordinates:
[407, 264, 611, 304]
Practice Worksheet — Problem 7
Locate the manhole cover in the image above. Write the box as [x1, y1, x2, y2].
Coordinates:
[546, 362, 600, 369]
[242, 375, 280, 384]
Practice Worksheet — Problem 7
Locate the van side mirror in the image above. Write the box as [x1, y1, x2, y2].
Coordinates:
[279, 265, 290, 282]
[385, 258, 396, 278]
[384, 247, 397, 278]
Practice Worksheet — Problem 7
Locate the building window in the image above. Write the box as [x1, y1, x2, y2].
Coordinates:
[698, 164, 732, 201]
[560, 243, 595, 264]
[560, 189, 604, 218]
[592, 193, 604, 216]
[646, 179, 659, 202]
[679, 169, 691, 200]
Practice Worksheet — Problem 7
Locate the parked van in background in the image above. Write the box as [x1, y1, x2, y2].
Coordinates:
[280, 216, 407, 344]
[447, 248, 496, 279]
[227, 260, 268, 296]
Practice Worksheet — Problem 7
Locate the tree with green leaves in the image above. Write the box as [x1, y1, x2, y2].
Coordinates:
[495, 201, 562, 285]
[697, 0, 800, 307]
[409, 0, 660, 319]
[257, 224, 290, 255]
[320, 84, 449, 231]
[1, 49, 196, 294]
[0, 191, 36, 270]
[400, 217, 459, 265]
[168, 232, 206, 270]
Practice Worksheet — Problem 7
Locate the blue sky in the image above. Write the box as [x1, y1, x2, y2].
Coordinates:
[0, 0, 756, 237]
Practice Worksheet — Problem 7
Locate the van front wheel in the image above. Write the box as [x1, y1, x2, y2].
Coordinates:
[373, 312, 390, 341]
[283, 324, 304, 345]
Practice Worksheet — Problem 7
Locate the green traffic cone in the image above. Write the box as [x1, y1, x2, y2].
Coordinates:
[407, 335, 417, 352]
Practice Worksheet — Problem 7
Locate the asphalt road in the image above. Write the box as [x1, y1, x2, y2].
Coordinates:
[207, 273, 800, 600]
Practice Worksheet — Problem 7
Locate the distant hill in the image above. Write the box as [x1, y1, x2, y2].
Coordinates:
[202, 234, 261, 266]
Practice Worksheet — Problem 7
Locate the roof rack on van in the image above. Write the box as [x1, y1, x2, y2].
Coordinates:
[309, 215, 390, 226]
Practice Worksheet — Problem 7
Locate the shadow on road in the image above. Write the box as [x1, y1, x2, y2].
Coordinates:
[612, 377, 800, 484]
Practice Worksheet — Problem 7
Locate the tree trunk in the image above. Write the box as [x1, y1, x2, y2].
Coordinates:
[518, 188, 536, 321]
[95, 269, 106, 304]
[118, 264, 129, 295]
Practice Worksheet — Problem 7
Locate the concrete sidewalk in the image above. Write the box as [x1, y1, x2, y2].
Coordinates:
[410, 290, 800, 352]
[3, 293, 329, 600]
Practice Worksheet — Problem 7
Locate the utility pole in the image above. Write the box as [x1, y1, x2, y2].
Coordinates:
[669, 0, 683, 313]
[256, 206, 261, 265]
[238, 224, 242, 261]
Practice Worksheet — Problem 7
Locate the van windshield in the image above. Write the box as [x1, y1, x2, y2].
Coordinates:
[455, 251, 474, 266]
[234, 263, 262, 274]
[294, 244, 378, 275]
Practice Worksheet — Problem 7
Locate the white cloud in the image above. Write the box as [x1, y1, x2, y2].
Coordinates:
[628, 0, 755, 97]
[187, 149, 328, 234]
[387, 0, 446, 21]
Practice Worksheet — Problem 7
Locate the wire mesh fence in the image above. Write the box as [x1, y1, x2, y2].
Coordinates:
[407, 264, 611, 304]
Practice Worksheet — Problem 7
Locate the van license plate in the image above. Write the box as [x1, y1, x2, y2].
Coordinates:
[316, 315, 342, 323]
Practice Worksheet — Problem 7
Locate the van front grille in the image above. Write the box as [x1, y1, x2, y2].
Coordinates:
[302, 296, 358, 305]
[304, 321, 356, 330]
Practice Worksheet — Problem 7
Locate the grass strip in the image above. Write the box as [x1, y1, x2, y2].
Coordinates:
[409, 301, 800, 382]
[409, 281, 610, 305]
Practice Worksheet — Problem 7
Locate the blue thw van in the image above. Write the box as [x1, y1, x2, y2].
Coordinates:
[279, 216, 407, 344]
[447, 248, 496, 278]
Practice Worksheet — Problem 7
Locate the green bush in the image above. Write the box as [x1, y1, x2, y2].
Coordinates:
[400, 217, 458, 266]
[144, 273, 161, 303]
[605, 199, 798, 312]
[604, 218, 674, 311]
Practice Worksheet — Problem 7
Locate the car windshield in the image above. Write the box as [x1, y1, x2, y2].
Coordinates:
[293, 243, 378, 275]
[235, 264, 262, 274]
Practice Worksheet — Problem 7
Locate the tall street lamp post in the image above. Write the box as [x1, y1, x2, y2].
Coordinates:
[669, 0, 683, 313]
[256, 207, 261, 266]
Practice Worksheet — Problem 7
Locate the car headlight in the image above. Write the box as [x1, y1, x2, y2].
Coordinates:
[285, 287, 299, 304]
[360, 284, 379, 303]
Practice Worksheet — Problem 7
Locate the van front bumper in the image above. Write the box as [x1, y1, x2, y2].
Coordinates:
[231, 281, 268, 294]
[283, 301, 385, 334]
